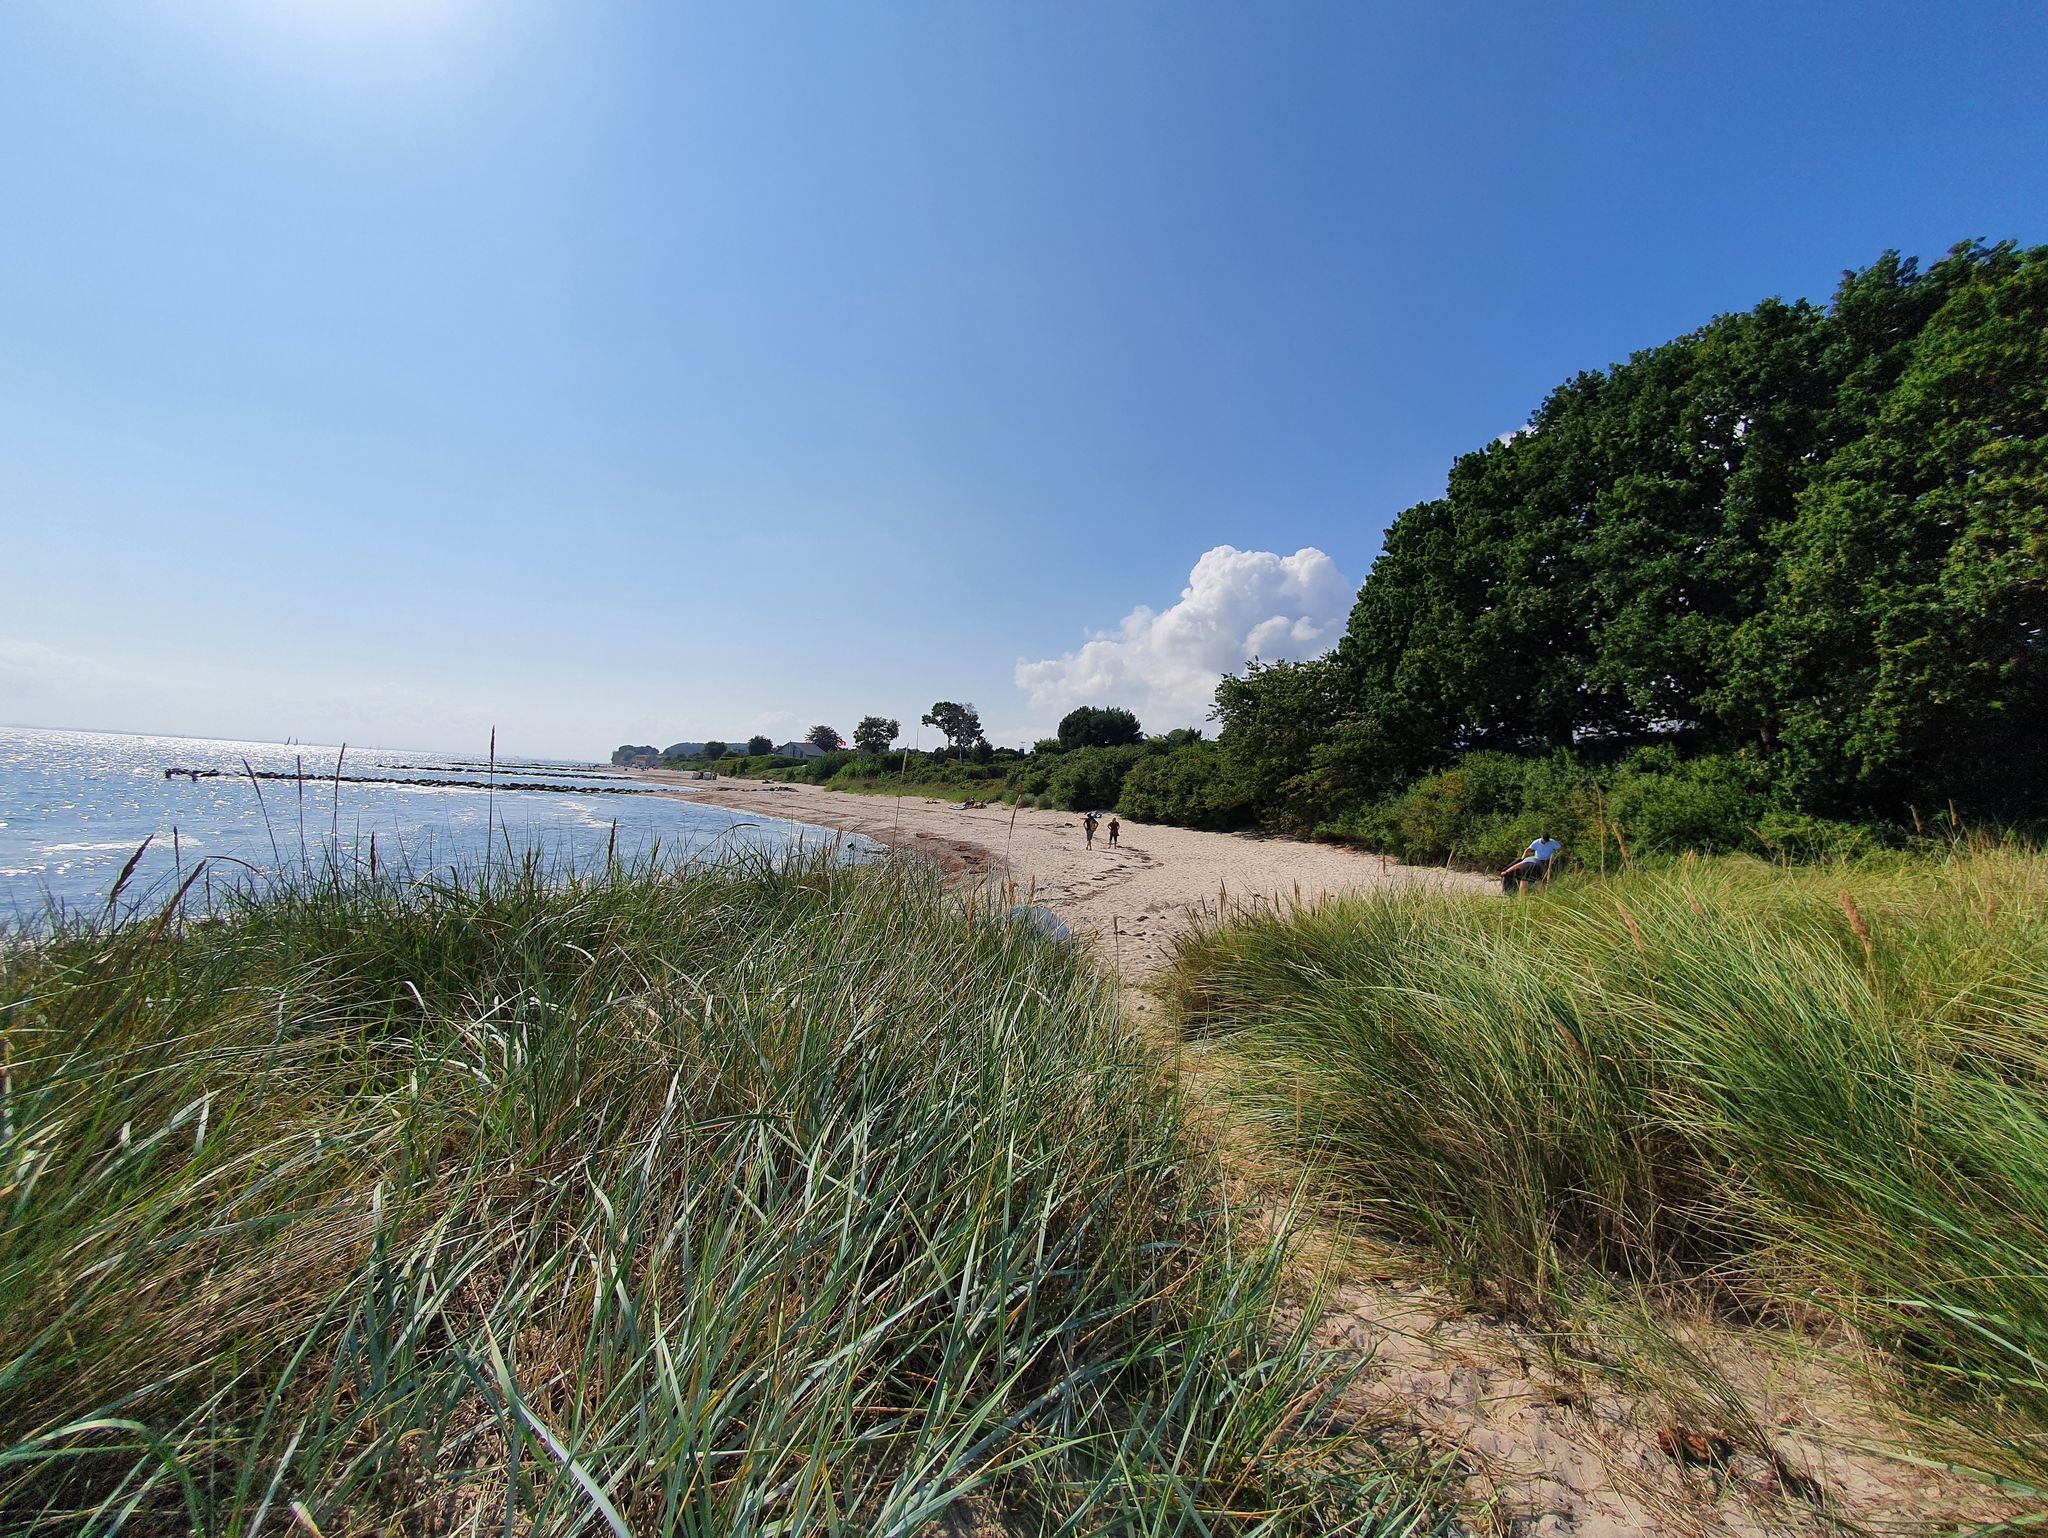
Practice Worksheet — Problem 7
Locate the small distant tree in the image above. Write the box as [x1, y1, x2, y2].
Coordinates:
[1057, 705, 1143, 750]
[921, 701, 985, 760]
[853, 715, 900, 754]
[807, 724, 845, 753]
[701, 740, 728, 761]
[747, 735, 774, 757]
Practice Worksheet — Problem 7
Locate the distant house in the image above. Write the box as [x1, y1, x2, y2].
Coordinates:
[776, 741, 826, 759]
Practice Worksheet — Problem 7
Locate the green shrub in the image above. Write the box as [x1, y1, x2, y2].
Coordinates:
[1022, 731, 1947, 869]
[1116, 743, 1247, 829]
[1046, 745, 1147, 812]
[1342, 749, 1797, 869]
[1754, 809, 1883, 862]
[1605, 750, 1770, 855]
[1359, 753, 1548, 868]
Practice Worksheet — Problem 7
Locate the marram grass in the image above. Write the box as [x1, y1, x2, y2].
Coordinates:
[1165, 847, 2048, 1480]
[0, 852, 1448, 1536]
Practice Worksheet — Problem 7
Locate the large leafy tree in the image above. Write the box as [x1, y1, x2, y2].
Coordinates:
[1296, 238, 2047, 825]
[1211, 658, 1416, 833]
[1056, 706, 1142, 749]
[853, 716, 900, 754]
[1338, 297, 1846, 756]
[746, 735, 774, 757]
[806, 724, 845, 753]
[1729, 242, 2048, 813]
[1327, 242, 2038, 780]
[921, 702, 985, 758]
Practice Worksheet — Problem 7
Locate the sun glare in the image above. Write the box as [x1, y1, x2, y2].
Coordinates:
[144, 0, 509, 106]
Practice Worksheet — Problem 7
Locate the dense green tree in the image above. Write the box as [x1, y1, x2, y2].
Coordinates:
[1055, 706, 1143, 749]
[746, 735, 774, 757]
[1211, 658, 1393, 832]
[1337, 296, 1847, 755]
[700, 741, 728, 761]
[1209, 658, 1411, 834]
[1729, 241, 2048, 813]
[853, 715, 900, 754]
[806, 724, 845, 753]
[921, 701, 985, 759]
[1334, 496, 1481, 768]
[1320, 238, 2045, 823]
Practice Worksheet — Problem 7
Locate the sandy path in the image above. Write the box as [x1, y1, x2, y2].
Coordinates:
[637, 773, 1489, 976]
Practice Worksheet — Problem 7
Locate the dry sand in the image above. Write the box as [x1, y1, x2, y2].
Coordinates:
[640, 773, 1489, 976]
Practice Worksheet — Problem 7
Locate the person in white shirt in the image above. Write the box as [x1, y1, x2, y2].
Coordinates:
[1501, 835, 1564, 894]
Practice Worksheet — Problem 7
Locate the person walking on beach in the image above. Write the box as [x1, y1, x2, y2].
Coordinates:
[1501, 834, 1564, 894]
[1083, 812, 1099, 848]
[1107, 816, 1120, 848]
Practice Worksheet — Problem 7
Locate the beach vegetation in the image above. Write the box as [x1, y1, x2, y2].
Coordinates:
[746, 734, 773, 756]
[1163, 845, 2048, 1484]
[1008, 744, 1143, 813]
[0, 854, 1448, 1536]
[805, 724, 844, 752]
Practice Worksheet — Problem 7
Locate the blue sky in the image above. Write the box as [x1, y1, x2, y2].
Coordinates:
[3, 1, 2043, 758]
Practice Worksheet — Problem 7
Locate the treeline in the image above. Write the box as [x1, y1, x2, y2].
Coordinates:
[612, 728, 837, 765]
[716, 704, 1208, 815]
[1180, 239, 2046, 860]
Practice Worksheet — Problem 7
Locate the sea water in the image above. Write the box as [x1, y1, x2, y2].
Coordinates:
[0, 726, 869, 924]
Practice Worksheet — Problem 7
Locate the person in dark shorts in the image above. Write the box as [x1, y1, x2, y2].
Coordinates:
[1083, 812, 1099, 847]
[1501, 835, 1564, 893]
[1107, 816, 1120, 847]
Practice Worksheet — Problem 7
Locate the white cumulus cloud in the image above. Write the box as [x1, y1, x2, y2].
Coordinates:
[1013, 546, 1352, 734]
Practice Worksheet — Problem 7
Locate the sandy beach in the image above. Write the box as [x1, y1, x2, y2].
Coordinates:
[640, 772, 1489, 978]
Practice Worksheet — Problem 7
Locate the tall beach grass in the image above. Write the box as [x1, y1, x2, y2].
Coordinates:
[0, 851, 1445, 1535]
[1165, 847, 2048, 1480]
